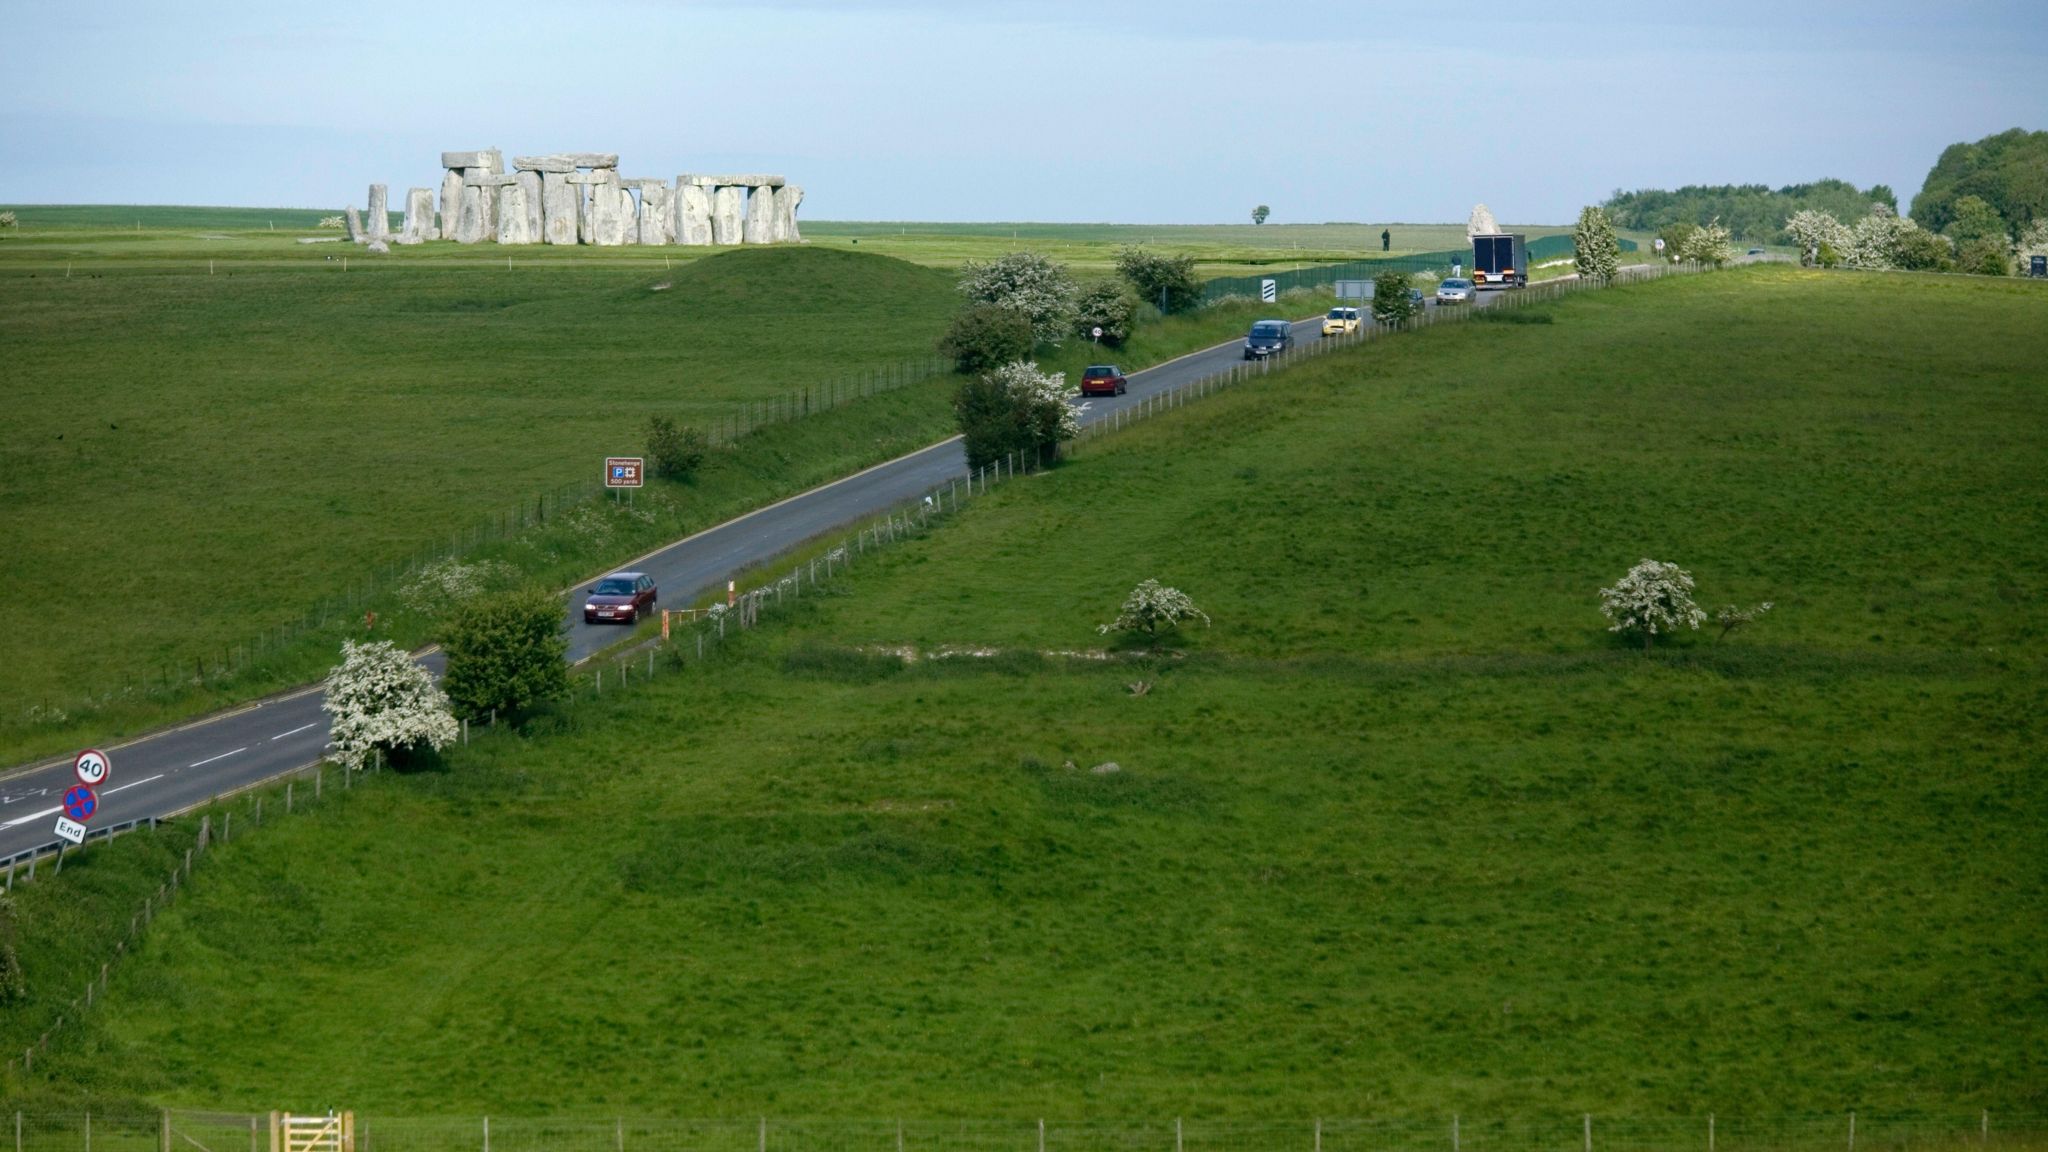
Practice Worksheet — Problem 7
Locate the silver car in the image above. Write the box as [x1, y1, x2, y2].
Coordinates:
[1436, 277, 1475, 305]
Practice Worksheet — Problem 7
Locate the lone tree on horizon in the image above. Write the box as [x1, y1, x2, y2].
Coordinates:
[1252, 204, 1270, 225]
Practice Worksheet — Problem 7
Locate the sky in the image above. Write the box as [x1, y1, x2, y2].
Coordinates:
[2, 0, 2044, 224]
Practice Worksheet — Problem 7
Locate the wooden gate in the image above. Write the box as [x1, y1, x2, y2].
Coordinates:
[270, 1113, 354, 1152]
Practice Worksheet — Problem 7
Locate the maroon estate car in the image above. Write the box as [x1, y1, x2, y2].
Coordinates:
[1079, 364, 1128, 397]
[583, 571, 657, 624]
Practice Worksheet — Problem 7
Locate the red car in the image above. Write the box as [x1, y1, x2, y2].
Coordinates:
[583, 571, 657, 624]
[1079, 364, 1128, 397]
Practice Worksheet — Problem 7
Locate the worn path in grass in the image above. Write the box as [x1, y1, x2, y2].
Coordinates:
[13, 266, 2044, 1118]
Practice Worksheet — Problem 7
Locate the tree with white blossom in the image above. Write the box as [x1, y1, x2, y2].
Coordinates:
[1572, 205, 1621, 281]
[958, 252, 1079, 347]
[2019, 219, 2048, 265]
[1099, 579, 1210, 638]
[1678, 218, 1734, 266]
[1784, 209, 1851, 267]
[321, 639, 458, 769]
[953, 359, 1077, 471]
[1599, 559, 1707, 652]
[1844, 202, 1912, 269]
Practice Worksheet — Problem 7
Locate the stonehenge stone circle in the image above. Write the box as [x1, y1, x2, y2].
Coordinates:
[348, 150, 802, 248]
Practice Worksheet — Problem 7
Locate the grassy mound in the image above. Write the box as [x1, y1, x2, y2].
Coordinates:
[9, 268, 2044, 1120]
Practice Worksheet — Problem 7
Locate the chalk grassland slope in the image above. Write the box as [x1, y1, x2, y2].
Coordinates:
[16, 268, 2045, 1118]
[0, 246, 958, 752]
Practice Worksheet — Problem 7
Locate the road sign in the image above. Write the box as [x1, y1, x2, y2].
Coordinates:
[1335, 280, 1367, 301]
[75, 747, 111, 787]
[54, 817, 87, 845]
[604, 457, 644, 488]
[1259, 278, 1277, 303]
[1091, 326, 1103, 339]
[1653, 237, 1666, 252]
[63, 785, 98, 822]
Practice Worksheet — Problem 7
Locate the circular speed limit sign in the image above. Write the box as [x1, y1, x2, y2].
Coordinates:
[75, 747, 112, 788]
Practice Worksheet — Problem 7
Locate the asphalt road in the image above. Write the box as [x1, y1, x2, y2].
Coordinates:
[2, 291, 1494, 865]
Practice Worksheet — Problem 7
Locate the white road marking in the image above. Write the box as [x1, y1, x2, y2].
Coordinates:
[189, 747, 246, 768]
[271, 723, 319, 741]
[2, 805, 61, 828]
[103, 774, 165, 796]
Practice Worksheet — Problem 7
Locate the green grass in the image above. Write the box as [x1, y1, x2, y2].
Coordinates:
[8, 267, 2043, 1120]
[0, 245, 964, 761]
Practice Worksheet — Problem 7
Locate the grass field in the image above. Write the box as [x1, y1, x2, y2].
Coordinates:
[8, 267, 2042, 1120]
[0, 222, 1360, 765]
[0, 245, 965, 761]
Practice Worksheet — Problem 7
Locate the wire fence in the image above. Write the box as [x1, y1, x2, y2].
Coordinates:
[2, 1112, 2040, 1152]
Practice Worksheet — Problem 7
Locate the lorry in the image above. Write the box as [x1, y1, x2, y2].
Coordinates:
[1470, 233, 1528, 289]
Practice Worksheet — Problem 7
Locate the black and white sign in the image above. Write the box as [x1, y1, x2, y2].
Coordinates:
[54, 816, 87, 845]
[75, 747, 111, 788]
[1259, 279, 1277, 303]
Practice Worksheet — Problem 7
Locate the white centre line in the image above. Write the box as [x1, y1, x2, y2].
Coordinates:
[189, 747, 246, 768]
[1, 805, 61, 829]
[271, 723, 319, 741]
[103, 774, 165, 796]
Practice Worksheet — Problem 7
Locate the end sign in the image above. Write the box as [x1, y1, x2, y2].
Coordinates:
[605, 457, 644, 489]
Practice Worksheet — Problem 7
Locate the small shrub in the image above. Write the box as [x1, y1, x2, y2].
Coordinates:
[317, 215, 345, 230]
[1371, 268, 1418, 324]
[1679, 218, 1734, 266]
[645, 414, 708, 481]
[939, 303, 1035, 375]
[1098, 579, 1210, 638]
[1572, 205, 1621, 280]
[1715, 602, 1775, 642]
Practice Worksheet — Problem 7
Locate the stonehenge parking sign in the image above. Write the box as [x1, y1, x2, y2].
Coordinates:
[606, 458, 644, 489]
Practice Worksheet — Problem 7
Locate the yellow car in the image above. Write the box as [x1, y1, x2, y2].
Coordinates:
[1320, 306, 1361, 337]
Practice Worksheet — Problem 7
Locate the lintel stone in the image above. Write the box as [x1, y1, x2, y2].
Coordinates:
[678, 173, 785, 188]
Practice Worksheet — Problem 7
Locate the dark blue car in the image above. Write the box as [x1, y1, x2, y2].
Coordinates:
[1243, 319, 1293, 360]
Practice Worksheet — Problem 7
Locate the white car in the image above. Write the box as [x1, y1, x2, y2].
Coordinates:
[1436, 278, 1475, 305]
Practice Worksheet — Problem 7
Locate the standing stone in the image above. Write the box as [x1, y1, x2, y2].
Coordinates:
[438, 170, 463, 239]
[400, 188, 435, 244]
[497, 183, 535, 244]
[629, 181, 671, 245]
[517, 170, 544, 241]
[541, 172, 578, 245]
[344, 207, 365, 244]
[1467, 203, 1500, 239]
[366, 184, 390, 242]
[603, 181, 636, 246]
[587, 172, 625, 246]
[771, 184, 804, 243]
[454, 185, 488, 243]
[710, 185, 744, 245]
[676, 183, 712, 246]
[743, 184, 775, 244]
[366, 239, 390, 255]
[461, 168, 499, 237]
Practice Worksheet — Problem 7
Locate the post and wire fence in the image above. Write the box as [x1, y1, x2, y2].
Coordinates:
[3, 1112, 2040, 1152]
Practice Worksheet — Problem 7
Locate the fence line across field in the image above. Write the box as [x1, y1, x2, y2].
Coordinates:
[3, 1112, 2038, 1152]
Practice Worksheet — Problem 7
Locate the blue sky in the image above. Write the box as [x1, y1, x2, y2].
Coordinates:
[2, 0, 2043, 223]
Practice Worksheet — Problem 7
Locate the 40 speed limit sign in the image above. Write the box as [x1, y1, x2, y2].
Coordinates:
[75, 747, 112, 787]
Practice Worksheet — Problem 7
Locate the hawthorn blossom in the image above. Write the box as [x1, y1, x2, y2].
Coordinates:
[1099, 580, 1211, 637]
[1599, 560, 1706, 651]
[321, 640, 458, 769]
